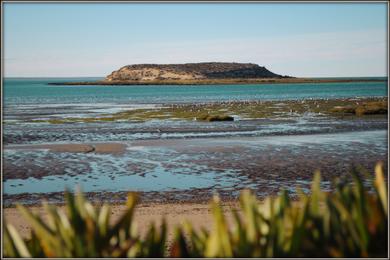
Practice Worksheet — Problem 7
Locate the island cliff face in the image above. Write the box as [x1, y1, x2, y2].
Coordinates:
[105, 62, 284, 82]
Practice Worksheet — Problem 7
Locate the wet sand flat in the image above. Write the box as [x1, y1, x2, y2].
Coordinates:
[3, 97, 388, 206]
[3, 130, 387, 206]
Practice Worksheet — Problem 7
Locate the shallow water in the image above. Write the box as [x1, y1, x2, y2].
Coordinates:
[4, 112, 388, 145]
[4, 77, 387, 105]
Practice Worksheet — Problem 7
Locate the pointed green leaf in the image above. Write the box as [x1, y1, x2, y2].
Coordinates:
[374, 162, 387, 215]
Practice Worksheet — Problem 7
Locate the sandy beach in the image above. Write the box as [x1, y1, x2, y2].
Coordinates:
[4, 201, 239, 241]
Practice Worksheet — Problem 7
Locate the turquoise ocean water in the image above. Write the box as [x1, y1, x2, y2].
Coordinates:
[3, 77, 388, 105]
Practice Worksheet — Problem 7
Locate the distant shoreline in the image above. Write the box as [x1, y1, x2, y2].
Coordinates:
[47, 77, 388, 86]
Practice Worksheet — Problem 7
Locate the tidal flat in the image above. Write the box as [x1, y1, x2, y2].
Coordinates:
[3, 96, 388, 206]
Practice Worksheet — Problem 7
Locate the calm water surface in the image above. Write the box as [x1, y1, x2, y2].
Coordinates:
[4, 77, 387, 104]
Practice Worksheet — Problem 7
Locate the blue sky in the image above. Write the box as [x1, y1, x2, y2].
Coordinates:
[3, 3, 388, 77]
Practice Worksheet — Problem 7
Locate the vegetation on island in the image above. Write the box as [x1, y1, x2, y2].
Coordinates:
[4, 163, 388, 257]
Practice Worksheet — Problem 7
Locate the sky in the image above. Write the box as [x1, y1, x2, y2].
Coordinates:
[3, 3, 388, 77]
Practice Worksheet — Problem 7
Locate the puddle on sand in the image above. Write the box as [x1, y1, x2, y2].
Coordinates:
[4, 168, 238, 194]
[3, 147, 242, 195]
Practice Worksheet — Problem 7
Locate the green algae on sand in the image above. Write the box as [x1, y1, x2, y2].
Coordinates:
[30, 97, 388, 124]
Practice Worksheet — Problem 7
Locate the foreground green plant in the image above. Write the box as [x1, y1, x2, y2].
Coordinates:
[4, 163, 388, 258]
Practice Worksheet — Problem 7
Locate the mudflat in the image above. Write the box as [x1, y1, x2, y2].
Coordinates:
[3, 97, 388, 206]
[3, 130, 388, 206]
